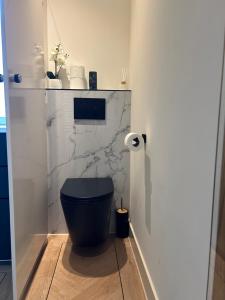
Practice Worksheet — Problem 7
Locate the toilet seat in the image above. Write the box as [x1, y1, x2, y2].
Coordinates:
[60, 178, 114, 203]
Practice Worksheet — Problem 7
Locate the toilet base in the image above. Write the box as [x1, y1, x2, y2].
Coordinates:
[60, 178, 114, 247]
[61, 197, 112, 247]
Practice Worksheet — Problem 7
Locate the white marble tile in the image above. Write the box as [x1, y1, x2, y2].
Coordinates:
[47, 90, 131, 233]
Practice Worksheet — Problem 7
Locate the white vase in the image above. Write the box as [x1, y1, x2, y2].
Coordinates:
[47, 78, 62, 89]
[58, 67, 70, 89]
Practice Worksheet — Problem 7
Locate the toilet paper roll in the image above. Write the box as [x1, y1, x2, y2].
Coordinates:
[124, 133, 144, 152]
[70, 65, 85, 78]
[70, 77, 86, 89]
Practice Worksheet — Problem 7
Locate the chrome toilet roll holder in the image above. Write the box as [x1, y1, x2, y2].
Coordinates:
[132, 134, 147, 147]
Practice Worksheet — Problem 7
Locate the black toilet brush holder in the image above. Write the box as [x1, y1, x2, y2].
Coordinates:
[116, 198, 129, 238]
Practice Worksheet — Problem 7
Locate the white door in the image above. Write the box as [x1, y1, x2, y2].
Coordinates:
[1, 0, 48, 298]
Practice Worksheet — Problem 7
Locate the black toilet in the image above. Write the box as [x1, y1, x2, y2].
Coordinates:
[60, 177, 114, 247]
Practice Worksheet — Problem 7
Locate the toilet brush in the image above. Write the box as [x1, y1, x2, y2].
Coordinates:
[116, 198, 129, 238]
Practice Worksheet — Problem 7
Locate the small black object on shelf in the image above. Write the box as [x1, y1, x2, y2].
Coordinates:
[89, 71, 97, 90]
[47, 71, 56, 79]
[116, 198, 129, 238]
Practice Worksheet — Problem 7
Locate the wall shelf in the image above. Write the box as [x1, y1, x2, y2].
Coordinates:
[46, 88, 131, 92]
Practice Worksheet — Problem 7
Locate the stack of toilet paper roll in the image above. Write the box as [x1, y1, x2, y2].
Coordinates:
[124, 133, 145, 151]
[70, 65, 86, 89]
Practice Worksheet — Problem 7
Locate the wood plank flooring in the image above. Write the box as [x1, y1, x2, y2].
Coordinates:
[115, 238, 146, 300]
[26, 236, 67, 300]
[26, 235, 146, 300]
[212, 253, 225, 300]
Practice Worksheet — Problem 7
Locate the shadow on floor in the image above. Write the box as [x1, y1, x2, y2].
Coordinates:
[62, 237, 127, 277]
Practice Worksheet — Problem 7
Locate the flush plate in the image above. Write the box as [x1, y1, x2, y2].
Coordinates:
[74, 98, 106, 120]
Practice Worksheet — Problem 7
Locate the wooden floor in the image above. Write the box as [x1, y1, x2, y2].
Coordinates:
[0, 265, 12, 300]
[212, 253, 225, 300]
[25, 235, 146, 300]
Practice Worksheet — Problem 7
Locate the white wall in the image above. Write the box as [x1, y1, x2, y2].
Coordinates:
[47, 0, 131, 89]
[129, 1, 225, 300]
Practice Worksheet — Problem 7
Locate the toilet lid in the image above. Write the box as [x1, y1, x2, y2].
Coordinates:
[60, 178, 114, 202]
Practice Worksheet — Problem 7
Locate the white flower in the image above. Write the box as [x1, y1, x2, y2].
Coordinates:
[50, 50, 57, 61]
[49, 54, 56, 61]
[57, 56, 65, 65]
[48, 43, 69, 77]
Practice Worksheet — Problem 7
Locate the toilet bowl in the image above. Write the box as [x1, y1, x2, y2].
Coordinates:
[60, 178, 114, 247]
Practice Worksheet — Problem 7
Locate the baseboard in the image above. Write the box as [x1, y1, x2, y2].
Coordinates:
[129, 223, 159, 300]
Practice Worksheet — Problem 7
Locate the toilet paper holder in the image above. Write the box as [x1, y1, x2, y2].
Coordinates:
[142, 134, 147, 144]
[132, 134, 147, 147]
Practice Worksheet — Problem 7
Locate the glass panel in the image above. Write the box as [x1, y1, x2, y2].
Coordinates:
[0, 3, 5, 132]
[208, 59, 225, 299]
[0, 3, 11, 299]
[3, 1, 48, 297]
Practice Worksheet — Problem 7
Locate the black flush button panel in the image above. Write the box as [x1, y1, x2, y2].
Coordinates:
[74, 98, 106, 120]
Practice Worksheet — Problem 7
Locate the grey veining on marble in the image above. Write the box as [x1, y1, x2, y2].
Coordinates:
[47, 90, 131, 233]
